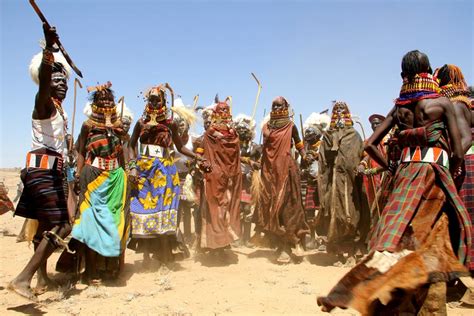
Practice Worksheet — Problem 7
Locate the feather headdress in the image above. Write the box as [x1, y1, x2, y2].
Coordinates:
[304, 112, 331, 132]
[29, 50, 71, 85]
[172, 98, 197, 127]
[234, 113, 256, 139]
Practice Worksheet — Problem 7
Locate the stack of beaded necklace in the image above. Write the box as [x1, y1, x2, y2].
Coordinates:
[144, 104, 169, 125]
[268, 109, 291, 129]
[395, 73, 441, 106]
[440, 84, 471, 108]
[211, 105, 233, 132]
[85, 103, 123, 163]
[329, 112, 353, 129]
[86, 103, 120, 128]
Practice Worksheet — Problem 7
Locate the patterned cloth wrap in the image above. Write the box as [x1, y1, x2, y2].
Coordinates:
[130, 154, 180, 237]
[303, 181, 319, 211]
[0, 182, 14, 215]
[458, 128, 474, 271]
[317, 121, 473, 315]
[370, 121, 471, 265]
[72, 165, 128, 257]
[72, 127, 129, 257]
[15, 148, 69, 224]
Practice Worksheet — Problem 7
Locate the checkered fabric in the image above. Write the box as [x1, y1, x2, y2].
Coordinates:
[304, 182, 319, 210]
[459, 153, 474, 271]
[370, 161, 471, 266]
[369, 121, 472, 266]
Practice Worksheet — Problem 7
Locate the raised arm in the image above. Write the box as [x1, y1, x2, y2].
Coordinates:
[33, 23, 60, 120]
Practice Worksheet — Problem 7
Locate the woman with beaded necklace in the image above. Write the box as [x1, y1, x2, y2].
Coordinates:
[128, 84, 204, 266]
[196, 96, 242, 257]
[72, 82, 130, 284]
[253, 96, 310, 263]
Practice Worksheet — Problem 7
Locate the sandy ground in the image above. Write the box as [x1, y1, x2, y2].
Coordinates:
[0, 168, 472, 315]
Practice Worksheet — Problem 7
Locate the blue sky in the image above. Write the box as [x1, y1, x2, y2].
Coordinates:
[1, 0, 473, 167]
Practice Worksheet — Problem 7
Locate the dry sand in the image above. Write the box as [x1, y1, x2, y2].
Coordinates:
[0, 169, 472, 315]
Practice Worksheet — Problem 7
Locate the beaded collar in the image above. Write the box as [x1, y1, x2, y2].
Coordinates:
[395, 73, 441, 106]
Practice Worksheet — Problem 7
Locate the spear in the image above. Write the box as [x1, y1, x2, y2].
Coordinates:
[29, 0, 83, 78]
[69, 78, 82, 152]
[251, 72, 262, 120]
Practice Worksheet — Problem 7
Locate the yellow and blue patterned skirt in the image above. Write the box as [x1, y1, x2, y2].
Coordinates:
[130, 155, 180, 238]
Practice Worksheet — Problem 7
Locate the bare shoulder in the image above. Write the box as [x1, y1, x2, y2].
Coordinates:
[419, 96, 451, 116]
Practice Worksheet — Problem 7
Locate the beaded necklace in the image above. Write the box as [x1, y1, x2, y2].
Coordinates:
[440, 84, 471, 108]
[395, 73, 441, 106]
[144, 104, 169, 125]
[269, 109, 291, 129]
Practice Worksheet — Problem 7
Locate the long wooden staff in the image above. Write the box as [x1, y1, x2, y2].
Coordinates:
[251, 73, 262, 120]
[29, 0, 83, 78]
[259, 108, 266, 144]
[192, 94, 199, 110]
[225, 96, 233, 114]
[299, 113, 305, 139]
[118, 96, 125, 120]
[69, 78, 82, 152]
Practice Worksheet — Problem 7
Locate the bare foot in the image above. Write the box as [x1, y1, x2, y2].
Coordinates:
[34, 276, 58, 295]
[343, 256, 356, 268]
[8, 279, 38, 302]
[90, 278, 102, 287]
[276, 249, 291, 264]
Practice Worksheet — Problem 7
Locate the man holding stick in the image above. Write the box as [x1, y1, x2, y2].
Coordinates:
[9, 23, 73, 300]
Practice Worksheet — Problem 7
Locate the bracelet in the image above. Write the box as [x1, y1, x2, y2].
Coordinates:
[366, 168, 377, 175]
[42, 48, 54, 66]
[295, 141, 304, 151]
[359, 160, 368, 168]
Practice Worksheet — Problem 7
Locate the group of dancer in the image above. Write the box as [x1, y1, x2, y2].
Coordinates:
[2, 23, 473, 314]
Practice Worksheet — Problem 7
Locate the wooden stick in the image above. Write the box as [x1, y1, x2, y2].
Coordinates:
[29, 0, 83, 77]
[192, 94, 199, 110]
[299, 113, 305, 139]
[251, 73, 262, 120]
[118, 96, 125, 120]
[70, 78, 82, 152]
[259, 108, 266, 144]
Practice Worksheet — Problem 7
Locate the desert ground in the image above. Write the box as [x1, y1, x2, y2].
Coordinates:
[0, 168, 472, 315]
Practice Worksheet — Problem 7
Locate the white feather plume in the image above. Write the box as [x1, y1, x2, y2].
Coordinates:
[172, 98, 197, 126]
[29, 51, 71, 85]
[234, 113, 257, 139]
[304, 112, 331, 132]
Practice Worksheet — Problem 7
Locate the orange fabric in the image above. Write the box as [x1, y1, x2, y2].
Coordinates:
[200, 128, 242, 249]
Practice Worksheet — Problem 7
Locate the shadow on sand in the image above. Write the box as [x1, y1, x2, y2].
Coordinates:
[7, 303, 46, 315]
[304, 252, 341, 266]
[195, 250, 239, 267]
